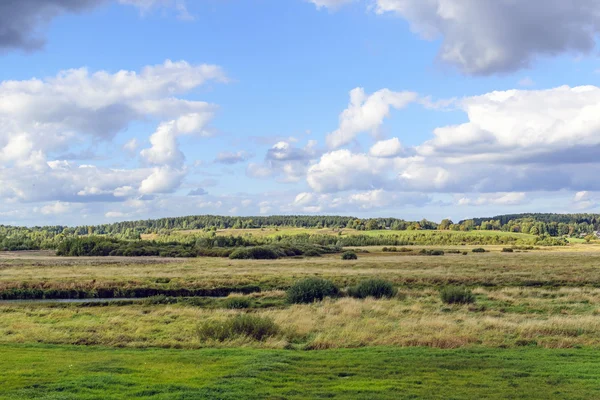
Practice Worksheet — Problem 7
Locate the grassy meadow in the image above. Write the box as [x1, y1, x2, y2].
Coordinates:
[3, 241, 600, 398]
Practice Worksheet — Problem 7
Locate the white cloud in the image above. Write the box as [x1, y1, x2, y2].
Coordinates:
[248, 140, 320, 182]
[123, 138, 140, 152]
[373, 0, 600, 75]
[291, 189, 430, 213]
[246, 163, 274, 179]
[308, 0, 354, 10]
[307, 149, 393, 192]
[309, 85, 600, 197]
[574, 191, 590, 202]
[326, 88, 417, 148]
[0, 60, 225, 204]
[457, 192, 526, 206]
[139, 166, 186, 195]
[418, 86, 600, 164]
[214, 151, 250, 165]
[105, 211, 127, 218]
[258, 201, 272, 214]
[40, 201, 71, 215]
[369, 137, 404, 157]
[119, 0, 193, 20]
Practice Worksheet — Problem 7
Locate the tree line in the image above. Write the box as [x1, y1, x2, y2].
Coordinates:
[1, 212, 591, 252]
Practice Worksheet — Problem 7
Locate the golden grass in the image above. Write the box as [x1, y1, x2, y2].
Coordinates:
[4, 249, 600, 291]
[3, 287, 600, 349]
[3, 248, 600, 350]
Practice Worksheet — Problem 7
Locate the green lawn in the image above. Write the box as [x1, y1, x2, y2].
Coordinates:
[1, 345, 599, 399]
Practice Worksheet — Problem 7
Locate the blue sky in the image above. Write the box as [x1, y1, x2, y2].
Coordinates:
[1, 0, 600, 226]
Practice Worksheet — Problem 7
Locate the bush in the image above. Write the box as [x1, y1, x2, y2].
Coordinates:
[472, 248, 486, 253]
[197, 314, 279, 341]
[224, 297, 251, 309]
[341, 251, 358, 260]
[286, 277, 339, 304]
[229, 246, 279, 260]
[348, 279, 397, 299]
[440, 286, 475, 304]
[462, 251, 468, 255]
[304, 249, 322, 257]
[501, 248, 514, 253]
[419, 249, 444, 256]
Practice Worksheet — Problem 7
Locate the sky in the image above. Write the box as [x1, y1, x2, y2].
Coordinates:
[1, 0, 600, 226]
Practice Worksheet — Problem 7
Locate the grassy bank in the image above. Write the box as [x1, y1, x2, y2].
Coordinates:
[1, 344, 599, 399]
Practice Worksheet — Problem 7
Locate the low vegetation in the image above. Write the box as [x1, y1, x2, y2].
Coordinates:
[341, 251, 358, 260]
[347, 279, 397, 299]
[440, 286, 476, 304]
[419, 249, 445, 256]
[197, 314, 280, 342]
[286, 277, 339, 304]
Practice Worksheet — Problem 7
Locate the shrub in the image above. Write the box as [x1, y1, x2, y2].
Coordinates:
[462, 251, 468, 255]
[286, 277, 339, 304]
[419, 249, 444, 256]
[304, 249, 322, 257]
[341, 251, 358, 260]
[501, 248, 514, 253]
[472, 248, 486, 253]
[224, 297, 251, 309]
[440, 286, 475, 304]
[348, 279, 397, 299]
[229, 246, 279, 260]
[197, 314, 279, 341]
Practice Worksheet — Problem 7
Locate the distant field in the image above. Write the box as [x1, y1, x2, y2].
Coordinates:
[166, 227, 539, 240]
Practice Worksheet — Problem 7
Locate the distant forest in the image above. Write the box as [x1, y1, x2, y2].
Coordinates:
[0, 213, 596, 252]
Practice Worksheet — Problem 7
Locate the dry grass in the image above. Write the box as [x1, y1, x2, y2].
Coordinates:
[3, 249, 600, 292]
[2, 287, 600, 349]
[3, 248, 600, 350]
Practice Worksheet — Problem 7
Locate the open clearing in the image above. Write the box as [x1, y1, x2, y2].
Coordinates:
[3, 244, 600, 398]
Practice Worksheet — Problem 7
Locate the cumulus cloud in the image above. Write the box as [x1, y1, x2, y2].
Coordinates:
[139, 166, 186, 194]
[418, 85, 600, 164]
[574, 191, 590, 202]
[457, 192, 527, 206]
[309, 84, 600, 198]
[373, 0, 600, 75]
[0, 60, 225, 203]
[307, 149, 393, 192]
[572, 191, 597, 210]
[291, 189, 430, 213]
[119, 0, 193, 20]
[326, 88, 417, 148]
[39, 201, 72, 215]
[308, 0, 355, 10]
[369, 137, 404, 157]
[248, 140, 319, 182]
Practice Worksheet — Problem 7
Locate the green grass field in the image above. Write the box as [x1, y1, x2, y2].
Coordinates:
[2, 345, 600, 399]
